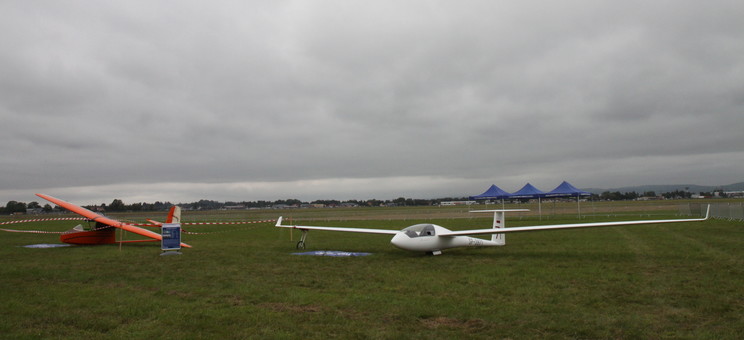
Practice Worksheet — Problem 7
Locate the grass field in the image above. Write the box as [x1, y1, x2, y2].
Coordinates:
[1, 202, 742, 339]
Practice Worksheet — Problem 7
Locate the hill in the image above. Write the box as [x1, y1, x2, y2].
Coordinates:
[582, 182, 744, 195]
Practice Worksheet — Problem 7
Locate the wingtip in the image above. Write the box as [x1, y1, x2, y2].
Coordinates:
[35, 193, 59, 203]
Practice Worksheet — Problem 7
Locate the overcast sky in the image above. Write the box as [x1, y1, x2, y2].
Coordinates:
[2, 1, 743, 206]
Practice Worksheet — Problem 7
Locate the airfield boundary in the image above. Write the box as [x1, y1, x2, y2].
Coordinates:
[3, 200, 736, 224]
[1, 199, 741, 338]
[681, 202, 744, 221]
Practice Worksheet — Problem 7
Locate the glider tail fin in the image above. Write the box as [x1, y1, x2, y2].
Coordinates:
[491, 211, 505, 246]
[470, 209, 529, 246]
[166, 206, 182, 224]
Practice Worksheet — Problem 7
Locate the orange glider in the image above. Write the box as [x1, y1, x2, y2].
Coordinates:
[36, 194, 191, 248]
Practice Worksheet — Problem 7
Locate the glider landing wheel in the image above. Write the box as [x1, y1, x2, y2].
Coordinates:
[296, 229, 308, 250]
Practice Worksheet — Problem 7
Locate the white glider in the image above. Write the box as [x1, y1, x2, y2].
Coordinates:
[276, 206, 710, 255]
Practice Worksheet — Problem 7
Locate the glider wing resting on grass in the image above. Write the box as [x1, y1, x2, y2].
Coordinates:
[35, 193, 191, 248]
[276, 206, 710, 255]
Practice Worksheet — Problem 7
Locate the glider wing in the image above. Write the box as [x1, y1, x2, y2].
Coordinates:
[275, 217, 399, 235]
[439, 207, 710, 237]
[36, 194, 192, 248]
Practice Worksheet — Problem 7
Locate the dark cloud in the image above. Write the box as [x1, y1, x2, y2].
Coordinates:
[2, 1, 743, 205]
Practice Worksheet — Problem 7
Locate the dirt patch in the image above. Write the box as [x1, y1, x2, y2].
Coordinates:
[419, 316, 487, 332]
[259, 302, 324, 313]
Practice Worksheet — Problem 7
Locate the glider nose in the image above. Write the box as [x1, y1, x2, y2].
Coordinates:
[390, 232, 406, 250]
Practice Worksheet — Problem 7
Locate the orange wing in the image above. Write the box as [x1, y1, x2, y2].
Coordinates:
[36, 194, 191, 248]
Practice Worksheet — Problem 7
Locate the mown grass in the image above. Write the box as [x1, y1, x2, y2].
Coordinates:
[1, 205, 742, 339]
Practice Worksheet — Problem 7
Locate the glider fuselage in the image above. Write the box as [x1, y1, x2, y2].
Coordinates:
[389, 224, 501, 253]
[60, 227, 116, 245]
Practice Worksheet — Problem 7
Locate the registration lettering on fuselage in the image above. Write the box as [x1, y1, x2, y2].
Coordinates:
[468, 238, 484, 247]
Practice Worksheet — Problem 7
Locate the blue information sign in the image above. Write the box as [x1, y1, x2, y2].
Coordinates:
[161, 223, 182, 251]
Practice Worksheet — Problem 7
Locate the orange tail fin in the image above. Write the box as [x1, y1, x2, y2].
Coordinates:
[166, 206, 181, 223]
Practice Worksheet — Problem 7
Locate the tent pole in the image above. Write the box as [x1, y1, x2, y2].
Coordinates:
[538, 197, 542, 220]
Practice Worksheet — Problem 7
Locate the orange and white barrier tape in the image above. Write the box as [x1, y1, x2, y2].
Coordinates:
[182, 219, 276, 226]
[130, 219, 276, 227]
[1, 218, 274, 235]
[0, 218, 119, 234]
[0, 228, 67, 234]
[0, 217, 86, 225]
[0, 218, 88, 234]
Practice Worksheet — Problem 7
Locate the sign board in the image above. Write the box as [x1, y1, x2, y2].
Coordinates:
[161, 223, 182, 251]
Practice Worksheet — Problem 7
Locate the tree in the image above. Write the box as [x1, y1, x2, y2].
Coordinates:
[662, 190, 692, 199]
[393, 197, 407, 206]
[108, 199, 126, 212]
[270, 199, 301, 207]
[364, 199, 384, 207]
[625, 191, 639, 200]
[4, 201, 27, 214]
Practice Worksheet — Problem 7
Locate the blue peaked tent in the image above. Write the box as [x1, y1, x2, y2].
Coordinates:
[470, 184, 512, 209]
[545, 181, 591, 217]
[470, 184, 512, 200]
[545, 181, 591, 197]
[510, 183, 546, 198]
[470, 181, 591, 218]
[510, 183, 547, 218]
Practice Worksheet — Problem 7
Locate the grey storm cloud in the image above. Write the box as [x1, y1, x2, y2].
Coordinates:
[1, 0, 743, 204]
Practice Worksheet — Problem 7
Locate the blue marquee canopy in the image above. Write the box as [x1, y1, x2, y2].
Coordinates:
[510, 183, 546, 199]
[544, 181, 591, 198]
[470, 181, 591, 218]
[470, 181, 591, 200]
[470, 184, 512, 200]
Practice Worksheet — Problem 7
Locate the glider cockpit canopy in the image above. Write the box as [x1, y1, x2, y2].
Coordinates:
[402, 224, 437, 238]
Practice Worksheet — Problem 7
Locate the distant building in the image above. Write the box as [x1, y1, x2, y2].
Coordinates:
[272, 204, 298, 209]
[26, 208, 44, 215]
[724, 191, 744, 198]
[439, 201, 477, 206]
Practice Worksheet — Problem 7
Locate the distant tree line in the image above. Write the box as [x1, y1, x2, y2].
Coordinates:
[0, 190, 733, 215]
[0, 199, 176, 215]
[1, 201, 54, 214]
[597, 191, 657, 200]
[1, 197, 469, 214]
[596, 189, 728, 200]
